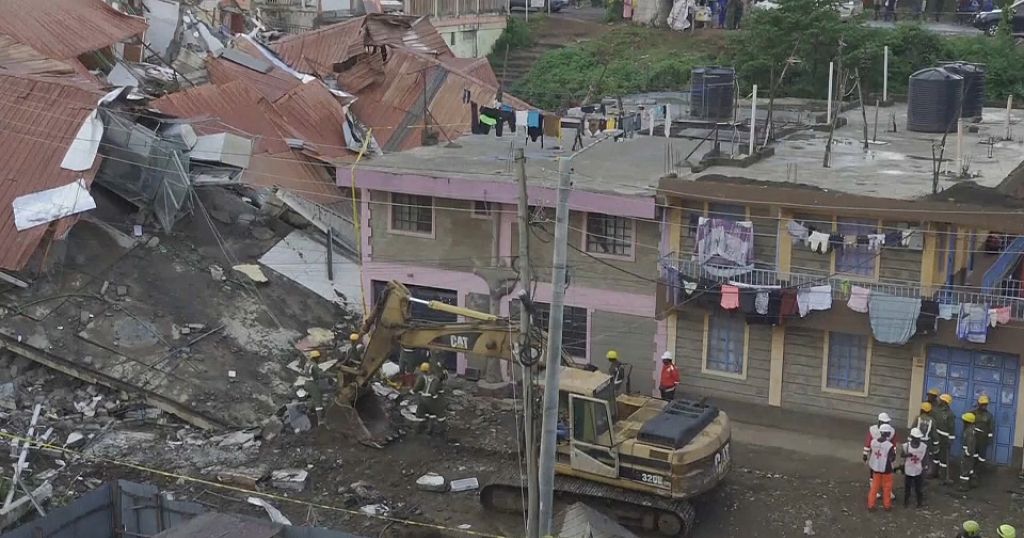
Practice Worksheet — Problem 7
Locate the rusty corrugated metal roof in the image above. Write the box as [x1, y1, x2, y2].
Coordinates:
[207, 38, 302, 103]
[0, 0, 148, 61]
[0, 34, 79, 76]
[241, 151, 339, 205]
[152, 81, 292, 154]
[270, 14, 452, 77]
[339, 47, 525, 153]
[271, 82, 353, 162]
[0, 71, 103, 271]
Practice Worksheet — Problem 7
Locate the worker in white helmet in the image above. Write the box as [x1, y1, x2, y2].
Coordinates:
[864, 412, 898, 501]
[867, 424, 897, 511]
[658, 351, 679, 400]
[900, 427, 928, 508]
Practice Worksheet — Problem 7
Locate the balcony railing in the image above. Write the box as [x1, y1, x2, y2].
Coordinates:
[403, 0, 507, 17]
[660, 254, 1024, 321]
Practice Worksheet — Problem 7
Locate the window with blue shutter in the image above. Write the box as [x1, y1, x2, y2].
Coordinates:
[706, 314, 745, 374]
[826, 332, 868, 392]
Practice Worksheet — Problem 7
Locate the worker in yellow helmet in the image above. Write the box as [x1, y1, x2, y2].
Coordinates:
[926, 387, 941, 407]
[960, 412, 980, 491]
[931, 393, 955, 483]
[971, 394, 995, 466]
[913, 402, 935, 475]
[413, 361, 446, 435]
[606, 350, 626, 395]
[997, 524, 1017, 538]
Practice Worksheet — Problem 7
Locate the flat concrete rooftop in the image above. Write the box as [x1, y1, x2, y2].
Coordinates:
[360, 130, 703, 198]
[697, 101, 1024, 200]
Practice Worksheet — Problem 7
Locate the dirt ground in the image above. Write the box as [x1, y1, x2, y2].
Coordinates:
[29, 379, 1024, 538]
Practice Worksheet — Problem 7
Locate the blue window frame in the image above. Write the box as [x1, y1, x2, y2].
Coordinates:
[826, 332, 868, 392]
[706, 314, 745, 375]
[835, 218, 878, 277]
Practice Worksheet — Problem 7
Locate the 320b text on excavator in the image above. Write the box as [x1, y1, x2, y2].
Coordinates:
[327, 280, 731, 537]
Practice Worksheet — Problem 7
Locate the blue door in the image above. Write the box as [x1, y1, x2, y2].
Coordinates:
[924, 346, 1019, 465]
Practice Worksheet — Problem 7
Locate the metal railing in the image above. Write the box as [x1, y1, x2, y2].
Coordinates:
[403, 0, 506, 17]
[660, 254, 1024, 320]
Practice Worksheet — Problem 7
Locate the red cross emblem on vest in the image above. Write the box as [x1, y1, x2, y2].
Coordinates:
[873, 450, 882, 459]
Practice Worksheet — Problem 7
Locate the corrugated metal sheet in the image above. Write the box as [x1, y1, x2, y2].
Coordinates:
[0, 0, 148, 60]
[151, 81, 292, 154]
[241, 151, 339, 204]
[0, 71, 103, 271]
[339, 47, 518, 153]
[271, 82, 353, 162]
[208, 38, 302, 102]
[152, 512, 282, 538]
[443, 56, 498, 87]
[270, 14, 452, 77]
[0, 34, 78, 75]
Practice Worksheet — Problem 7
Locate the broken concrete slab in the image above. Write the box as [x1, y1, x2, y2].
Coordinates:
[269, 468, 309, 492]
[415, 473, 446, 492]
[449, 478, 479, 492]
[212, 430, 256, 448]
[213, 464, 269, 488]
[259, 230, 363, 314]
[232, 264, 268, 283]
[0, 382, 15, 410]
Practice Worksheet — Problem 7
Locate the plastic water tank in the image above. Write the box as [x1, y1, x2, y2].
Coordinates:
[940, 62, 986, 120]
[690, 67, 736, 121]
[907, 67, 964, 133]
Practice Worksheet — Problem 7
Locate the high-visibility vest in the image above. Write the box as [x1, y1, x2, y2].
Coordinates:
[902, 441, 928, 477]
[868, 439, 894, 473]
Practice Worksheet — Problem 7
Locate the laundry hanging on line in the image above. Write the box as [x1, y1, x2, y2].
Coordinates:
[868, 292, 921, 345]
[957, 303, 989, 344]
[796, 285, 833, 317]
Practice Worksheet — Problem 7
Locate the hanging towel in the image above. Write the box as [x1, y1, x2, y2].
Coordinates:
[682, 279, 698, 296]
[844, 235, 858, 248]
[779, 288, 799, 323]
[755, 291, 770, 315]
[869, 292, 921, 345]
[516, 110, 529, 127]
[739, 288, 757, 314]
[787, 220, 809, 242]
[807, 231, 831, 254]
[917, 300, 939, 336]
[867, 233, 886, 251]
[957, 303, 989, 344]
[938, 303, 957, 320]
[829, 233, 845, 252]
[695, 217, 755, 276]
[721, 285, 740, 310]
[527, 110, 541, 127]
[847, 286, 871, 313]
[797, 285, 833, 317]
[989, 306, 1011, 327]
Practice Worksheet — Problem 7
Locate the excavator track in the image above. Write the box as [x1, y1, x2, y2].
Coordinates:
[480, 473, 696, 537]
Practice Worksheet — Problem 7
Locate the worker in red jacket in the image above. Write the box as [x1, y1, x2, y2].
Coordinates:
[658, 352, 680, 400]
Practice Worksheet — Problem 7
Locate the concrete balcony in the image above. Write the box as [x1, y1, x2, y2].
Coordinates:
[659, 254, 1024, 321]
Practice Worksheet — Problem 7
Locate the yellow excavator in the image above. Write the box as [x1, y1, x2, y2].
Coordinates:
[331, 280, 732, 536]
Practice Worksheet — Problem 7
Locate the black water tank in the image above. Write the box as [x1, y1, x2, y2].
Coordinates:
[907, 67, 964, 133]
[690, 66, 736, 121]
[940, 62, 986, 120]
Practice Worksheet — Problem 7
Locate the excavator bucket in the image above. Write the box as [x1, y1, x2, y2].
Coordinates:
[324, 392, 399, 447]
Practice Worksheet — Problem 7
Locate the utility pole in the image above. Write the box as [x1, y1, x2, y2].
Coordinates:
[516, 148, 540, 538]
[537, 156, 572, 536]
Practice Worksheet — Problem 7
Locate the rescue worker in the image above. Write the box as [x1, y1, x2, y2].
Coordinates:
[658, 352, 680, 400]
[971, 394, 995, 467]
[927, 387, 940, 407]
[864, 412, 897, 501]
[915, 402, 936, 475]
[606, 350, 626, 395]
[960, 412, 980, 491]
[344, 333, 363, 365]
[957, 520, 982, 538]
[900, 427, 928, 508]
[413, 362, 446, 435]
[398, 346, 422, 388]
[933, 393, 955, 482]
[867, 423, 897, 511]
[997, 524, 1017, 538]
